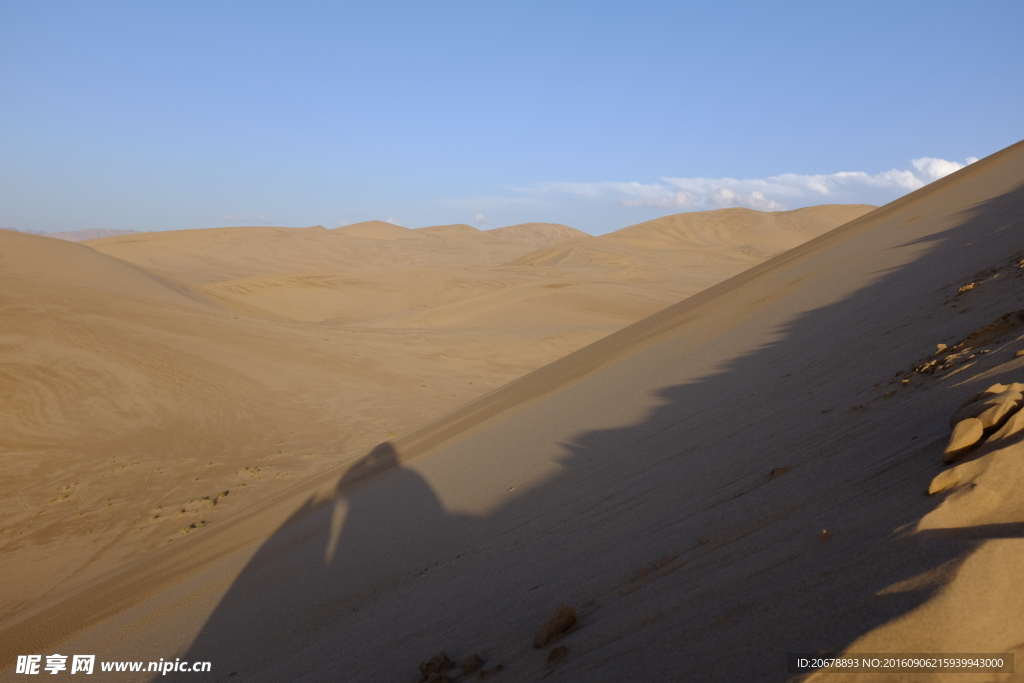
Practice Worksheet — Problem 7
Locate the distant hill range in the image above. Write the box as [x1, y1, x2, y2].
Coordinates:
[7, 227, 141, 241]
[51, 229, 141, 241]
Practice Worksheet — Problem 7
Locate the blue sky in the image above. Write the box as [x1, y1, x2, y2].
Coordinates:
[1, 1, 1020, 235]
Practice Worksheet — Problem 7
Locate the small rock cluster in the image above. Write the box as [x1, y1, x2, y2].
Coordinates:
[906, 311, 1024, 379]
[415, 604, 578, 681]
[417, 651, 500, 682]
[942, 381, 1024, 464]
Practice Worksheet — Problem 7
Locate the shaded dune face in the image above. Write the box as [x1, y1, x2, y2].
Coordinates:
[3, 142, 1021, 682]
[162, 150, 1024, 683]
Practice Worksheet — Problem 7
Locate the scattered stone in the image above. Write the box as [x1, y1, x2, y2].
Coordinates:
[477, 664, 504, 679]
[820, 529, 831, 541]
[547, 646, 568, 666]
[534, 604, 577, 648]
[935, 343, 948, 355]
[964, 383, 1008, 406]
[928, 469, 961, 495]
[419, 652, 453, 681]
[943, 418, 984, 463]
[1016, 350, 1024, 358]
[460, 654, 483, 675]
[959, 311, 1024, 348]
[976, 397, 1021, 430]
[985, 408, 1024, 445]
[958, 282, 977, 294]
[770, 466, 788, 478]
[949, 390, 1022, 427]
[902, 379, 911, 386]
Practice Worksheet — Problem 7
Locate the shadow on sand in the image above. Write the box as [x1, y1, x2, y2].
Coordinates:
[170, 174, 1024, 682]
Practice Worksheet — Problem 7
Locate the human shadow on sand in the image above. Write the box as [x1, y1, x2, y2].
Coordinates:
[169, 167, 1024, 682]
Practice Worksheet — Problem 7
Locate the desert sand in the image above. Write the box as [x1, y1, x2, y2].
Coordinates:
[0, 206, 868, 635]
[9, 158, 1020, 683]
[0, 206, 868, 634]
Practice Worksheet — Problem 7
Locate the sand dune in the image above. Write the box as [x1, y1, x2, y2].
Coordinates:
[2, 143, 1019, 681]
[487, 222, 588, 247]
[0, 231, 589, 622]
[0, 206, 869, 638]
[513, 205, 873, 267]
[86, 206, 870, 328]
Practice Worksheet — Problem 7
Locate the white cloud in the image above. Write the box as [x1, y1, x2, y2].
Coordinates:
[473, 213, 495, 225]
[911, 157, 974, 181]
[505, 156, 978, 213]
[385, 216, 405, 227]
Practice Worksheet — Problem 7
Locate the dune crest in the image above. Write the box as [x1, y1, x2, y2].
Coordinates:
[487, 222, 589, 247]
[332, 220, 418, 240]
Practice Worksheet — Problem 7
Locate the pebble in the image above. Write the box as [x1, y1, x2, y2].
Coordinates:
[547, 646, 568, 665]
[460, 654, 483, 675]
[419, 652, 453, 680]
[534, 605, 577, 648]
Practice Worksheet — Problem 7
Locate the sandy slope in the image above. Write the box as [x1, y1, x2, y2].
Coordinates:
[0, 231, 583, 621]
[0, 207, 868, 635]
[2, 143, 1020, 682]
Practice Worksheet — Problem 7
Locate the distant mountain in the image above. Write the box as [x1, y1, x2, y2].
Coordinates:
[52, 228, 141, 242]
[2, 227, 49, 236]
[1, 227, 142, 241]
